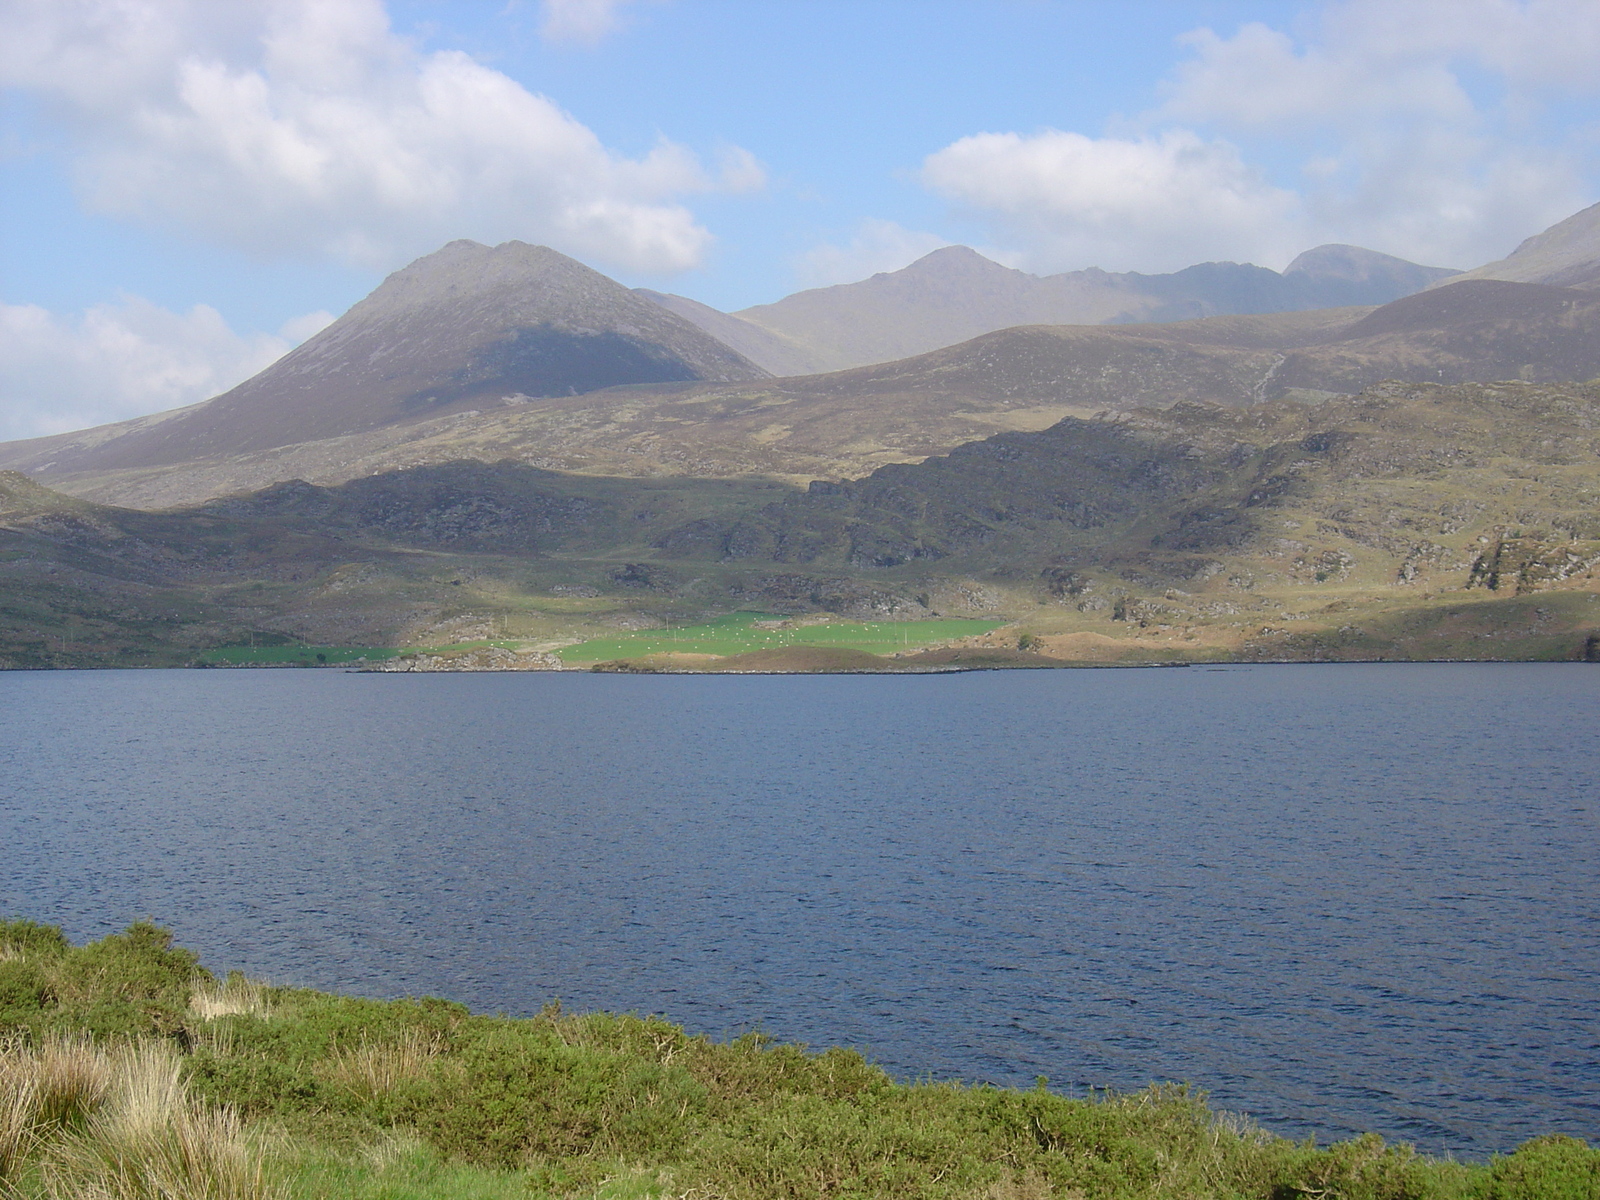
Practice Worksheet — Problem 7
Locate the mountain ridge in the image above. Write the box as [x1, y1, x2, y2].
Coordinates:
[641, 242, 1459, 374]
[11, 279, 1600, 511]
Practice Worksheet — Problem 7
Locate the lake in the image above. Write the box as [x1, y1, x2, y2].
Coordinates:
[1, 663, 1596, 1158]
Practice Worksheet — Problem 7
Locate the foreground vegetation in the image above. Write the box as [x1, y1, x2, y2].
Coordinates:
[2, 921, 1596, 1199]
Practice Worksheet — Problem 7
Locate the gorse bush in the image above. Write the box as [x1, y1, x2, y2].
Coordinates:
[0, 919, 204, 1043]
[1, 918, 1597, 1199]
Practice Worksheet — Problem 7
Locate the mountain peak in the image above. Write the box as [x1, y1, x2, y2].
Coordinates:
[347, 240, 619, 325]
[29, 239, 768, 474]
[898, 245, 1020, 278]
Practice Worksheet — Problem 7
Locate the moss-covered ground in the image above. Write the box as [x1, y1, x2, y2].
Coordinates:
[2, 920, 1596, 1199]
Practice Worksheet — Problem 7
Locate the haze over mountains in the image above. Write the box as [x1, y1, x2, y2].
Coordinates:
[643, 243, 1461, 375]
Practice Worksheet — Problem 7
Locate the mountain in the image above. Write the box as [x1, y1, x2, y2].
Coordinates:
[10, 276, 1600, 511]
[6, 379, 1598, 669]
[4, 240, 768, 479]
[632, 289, 823, 377]
[652, 378, 1600, 653]
[1445, 200, 1600, 290]
[1271, 279, 1600, 391]
[642, 243, 1459, 374]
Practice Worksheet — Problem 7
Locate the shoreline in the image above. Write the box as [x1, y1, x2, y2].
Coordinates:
[2, 918, 1595, 1200]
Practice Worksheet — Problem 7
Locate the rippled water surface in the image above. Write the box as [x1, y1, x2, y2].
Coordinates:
[2, 664, 1597, 1157]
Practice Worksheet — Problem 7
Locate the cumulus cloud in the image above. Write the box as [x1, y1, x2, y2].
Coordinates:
[1158, 0, 1597, 267]
[0, 0, 754, 274]
[920, 0, 1599, 273]
[796, 220, 954, 288]
[0, 298, 331, 441]
[922, 130, 1304, 274]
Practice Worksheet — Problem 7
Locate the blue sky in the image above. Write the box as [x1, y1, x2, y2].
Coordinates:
[2, 0, 1598, 439]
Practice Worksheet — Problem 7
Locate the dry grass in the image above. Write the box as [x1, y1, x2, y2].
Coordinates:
[315, 1029, 442, 1102]
[189, 976, 272, 1023]
[1, 1032, 112, 1181]
[0, 1037, 280, 1199]
[0, 1059, 38, 1181]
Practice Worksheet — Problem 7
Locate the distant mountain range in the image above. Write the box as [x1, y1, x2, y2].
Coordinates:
[5, 197, 1600, 669]
[641, 243, 1461, 375]
[15, 205, 1600, 510]
[8, 276, 1600, 511]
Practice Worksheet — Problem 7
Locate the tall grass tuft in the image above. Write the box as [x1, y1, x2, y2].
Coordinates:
[0, 1054, 39, 1182]
[41, 1040, 282, 1200]
[1, 1032, 112, 1183]
[29, 1034, 112, 1130]
[1, 1038, 280, 1200]
[316, 1028, 442, 1102]
[189, 975, 271, 1024]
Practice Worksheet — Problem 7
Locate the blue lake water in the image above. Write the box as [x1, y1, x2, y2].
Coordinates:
[1, 663, 1597, 1158]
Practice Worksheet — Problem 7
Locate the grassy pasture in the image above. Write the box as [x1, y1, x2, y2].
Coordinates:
[196, 638, 531, 666]
[557, 613, 1003, 663]
[196, 644, 401, 666]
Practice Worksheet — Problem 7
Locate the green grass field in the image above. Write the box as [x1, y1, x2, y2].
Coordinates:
[196, 639, 525, 666]
[196, 644, 403, 666]
[557, 613, 1003, 663]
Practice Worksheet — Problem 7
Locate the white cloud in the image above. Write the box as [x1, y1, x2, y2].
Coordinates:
[921, 130, 1304, 274]
[540, 0, 631, 46]
[796, 220, 954, 288]
[1156, 0, 1598, 267]
[0, 0, 752, 274]
[918, 0, 1599, 274]
[0, 297, 327, 441]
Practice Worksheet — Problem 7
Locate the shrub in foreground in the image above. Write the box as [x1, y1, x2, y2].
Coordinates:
[1, 919, 1596, 1200]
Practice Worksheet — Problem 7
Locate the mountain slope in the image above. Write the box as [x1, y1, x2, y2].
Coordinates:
[633, 289, 825, 377]
[10, 241, 768, 478]
[1446, 200, 1600, 290]
[656, 380, 1600, 607]
[1273, 280, 1600, 391]
[12, 275, 1600, 510]
[646, 244, 1458, 374]
[7, 380, 1598, 669]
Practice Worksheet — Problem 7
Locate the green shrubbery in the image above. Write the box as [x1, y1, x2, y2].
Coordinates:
[1, 918, 1596, 1199]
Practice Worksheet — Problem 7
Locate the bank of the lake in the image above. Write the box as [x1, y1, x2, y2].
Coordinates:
[2, 919, 1597, 1200]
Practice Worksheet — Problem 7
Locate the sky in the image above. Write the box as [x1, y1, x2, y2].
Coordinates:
[2, 0, 1599, 441]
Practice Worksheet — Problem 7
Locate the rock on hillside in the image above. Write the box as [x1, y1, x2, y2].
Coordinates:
[3, 241, 768, 477]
